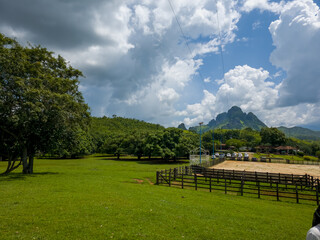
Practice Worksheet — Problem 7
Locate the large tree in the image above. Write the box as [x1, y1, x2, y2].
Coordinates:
[0, 33, 90, 174]
[260, 127, 286, 147]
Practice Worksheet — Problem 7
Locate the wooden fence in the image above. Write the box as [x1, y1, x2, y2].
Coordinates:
[156, 166, 320, 205]
[234, 157, 320, 165]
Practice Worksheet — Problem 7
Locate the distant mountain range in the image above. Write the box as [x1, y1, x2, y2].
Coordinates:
[277, 126, 320, 141]
[183, 106, 267, 133]
[177, 106, 320, 141]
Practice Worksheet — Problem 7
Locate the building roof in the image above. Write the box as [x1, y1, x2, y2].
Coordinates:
[274, 146, 297, 150]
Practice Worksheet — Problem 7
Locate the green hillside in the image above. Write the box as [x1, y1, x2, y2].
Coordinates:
[278, 126, 320, 141]
[90, 116, 165, 134]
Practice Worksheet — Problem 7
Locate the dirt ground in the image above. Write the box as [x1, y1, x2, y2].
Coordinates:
[212, 160, 320, 178]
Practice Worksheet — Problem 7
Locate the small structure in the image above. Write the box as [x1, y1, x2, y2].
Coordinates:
[189, 147, 210, 165]
[274, 146, 297, 154]
[256, 145, 272, 153]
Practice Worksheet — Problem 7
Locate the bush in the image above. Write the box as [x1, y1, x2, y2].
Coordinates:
[303, 156, 310, 161]
[316, 151, 320, 159]
[297, 151, 304, 157]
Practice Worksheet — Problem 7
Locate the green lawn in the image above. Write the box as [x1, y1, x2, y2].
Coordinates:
[0, 156, 316, 239]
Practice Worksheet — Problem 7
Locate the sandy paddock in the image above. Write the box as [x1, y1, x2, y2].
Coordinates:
[211, 160, 320, 178]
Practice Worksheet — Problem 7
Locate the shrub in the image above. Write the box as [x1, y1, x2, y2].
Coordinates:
[303, 156, 310, 161]
[297, 151, 304, 157]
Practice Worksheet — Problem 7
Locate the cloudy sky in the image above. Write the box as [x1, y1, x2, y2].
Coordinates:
[1, 0, 320, 130]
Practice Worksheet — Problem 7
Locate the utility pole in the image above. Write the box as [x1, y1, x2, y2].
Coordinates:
[199, 122, 203, 164]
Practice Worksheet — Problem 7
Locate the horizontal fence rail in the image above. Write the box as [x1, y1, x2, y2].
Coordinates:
[156, 165, 320, 205]
[231, 157, 320, 166]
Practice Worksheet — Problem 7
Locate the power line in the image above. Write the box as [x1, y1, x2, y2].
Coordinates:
[214, 0, 226, 83]
[167, 0, 206, 87]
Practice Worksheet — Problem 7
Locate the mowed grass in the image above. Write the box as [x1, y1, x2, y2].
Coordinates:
[0, 156, 315, 239]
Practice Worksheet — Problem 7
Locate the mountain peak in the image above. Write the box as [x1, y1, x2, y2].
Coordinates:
[228, 106, 243, 115]
[189, 106, 267, 133]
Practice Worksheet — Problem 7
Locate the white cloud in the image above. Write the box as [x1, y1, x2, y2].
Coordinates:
[204, 77, 211, 83]
[157, 88, 180, 104]
[179, 62, 320, 128]
[242, 0, 285, 13]
[269, 0, 320, 106]
[180, 65, 278, 126]
[133, 5, 151, 34]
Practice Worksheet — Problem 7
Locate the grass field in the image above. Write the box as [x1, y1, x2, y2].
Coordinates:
[0, 155, 316, 239]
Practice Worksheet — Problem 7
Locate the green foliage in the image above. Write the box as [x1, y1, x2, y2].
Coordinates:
[316, 151, 320, 159]
[0, 33, 90, 173]
[278, 126, 320, 141]
[225, 139, 246, 150]
[260, 127, 286, 147]
[89, 117, 198, 160]
[297, 151, 304, 157]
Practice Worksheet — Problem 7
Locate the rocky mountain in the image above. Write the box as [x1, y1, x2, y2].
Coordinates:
[277, 126, 320, 141]
[177, 123, 187, 130]
[188, 106, 267, 133]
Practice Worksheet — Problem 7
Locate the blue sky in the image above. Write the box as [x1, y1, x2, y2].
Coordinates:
[1, 0, 320, 130]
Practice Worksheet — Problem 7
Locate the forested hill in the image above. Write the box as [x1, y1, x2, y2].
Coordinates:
[188, 106, 267, 133]
[90, 116, 165, 134]
[277, 126, 320, 141]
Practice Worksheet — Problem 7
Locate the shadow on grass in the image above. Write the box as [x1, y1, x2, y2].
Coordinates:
[96, 157, 189, 165]
[0, 172, 59, 182]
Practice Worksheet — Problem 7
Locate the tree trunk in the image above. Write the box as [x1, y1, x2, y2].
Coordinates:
[22, 147, 29, 174]
[28, 154, 34, 174]
[2, 155, 21, 174]
[22, 147, 34, 174]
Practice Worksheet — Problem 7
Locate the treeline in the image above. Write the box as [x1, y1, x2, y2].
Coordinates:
[199, 127, 320, 157]
[49, 116, 199, 160]
[48, 117, 320, 160]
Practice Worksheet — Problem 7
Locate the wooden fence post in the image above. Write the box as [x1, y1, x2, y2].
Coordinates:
[285, 176, 287, 190]
[258, 181, 260, 199]
[169, 169, 171, 187]
[255, 172, 258, 185]
[210, 177, 212, 192]
[181, 174, 184, 189]
[194, 173, 197, 190]
[276, 182, 279, 201]
[241, 179, 244, 196]
[156, 171, 159, 185]
[296, 184, 299, 204]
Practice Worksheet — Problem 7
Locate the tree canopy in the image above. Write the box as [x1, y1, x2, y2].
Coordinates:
[0, 33, 90, 174]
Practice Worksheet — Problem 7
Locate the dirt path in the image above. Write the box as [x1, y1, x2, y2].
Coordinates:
[212, 161, 320, 178]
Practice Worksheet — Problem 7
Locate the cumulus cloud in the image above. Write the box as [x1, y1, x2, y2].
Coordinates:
[180, 0, 320, 128]
[180, 64, 320, 128]
[242, 0, 285, 13]
[180, 65, 278, 126]
[269, 0, 320, 106]
[1, 0, 319, 128]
